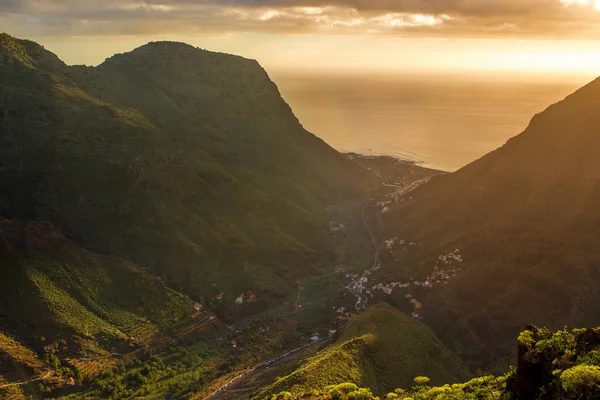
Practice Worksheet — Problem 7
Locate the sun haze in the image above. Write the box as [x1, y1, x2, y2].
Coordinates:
[2, 0, 600, 77]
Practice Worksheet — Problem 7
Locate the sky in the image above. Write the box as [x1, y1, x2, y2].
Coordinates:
[2, 0, 600, 76]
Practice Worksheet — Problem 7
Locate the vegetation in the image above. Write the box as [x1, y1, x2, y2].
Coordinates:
[0, 218, 198, 393]
[0, 33, 376, 395]
[58, 342, 215, 400]
[258, 303, 469, 398]
[269, 325, 600, 400]
[0, 33, 376, 318]
[381, 74, 600, 370]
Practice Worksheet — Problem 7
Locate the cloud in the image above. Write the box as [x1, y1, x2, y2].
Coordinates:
[2, 0, 600, 38]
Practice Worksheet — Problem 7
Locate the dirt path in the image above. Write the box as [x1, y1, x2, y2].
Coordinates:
[203, 336, 332, 400]
[0, 370, 55, 389]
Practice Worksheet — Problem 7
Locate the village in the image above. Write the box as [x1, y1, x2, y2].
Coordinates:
[201, 156, 447, 397]
[185, 169, 460, 358]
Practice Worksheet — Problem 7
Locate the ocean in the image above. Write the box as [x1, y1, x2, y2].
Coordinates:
[269, 70, 589, 171]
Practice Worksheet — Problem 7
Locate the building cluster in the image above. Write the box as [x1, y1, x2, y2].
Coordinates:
[406, 294, 423, 319]
[371, 281, 411, 295]
[438, 249, 463, 264]
[333, 305, 357, 321]
[427, 266, 461, 286]
[235, 290, 257, 304]
[190, 311, 203, 320]
[335, 311, 357, 322]
[376, 200, 393, 208]
[383, 237, 407, 250]
[43, 342, 69, 353]
[329, 221, 347, 232]
[349, 276, 369, 295]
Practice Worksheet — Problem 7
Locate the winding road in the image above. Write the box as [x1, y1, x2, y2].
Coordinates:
[346, 177, 433, 312]
[0, 371, 55, 389]
[345, 201, 381, 311]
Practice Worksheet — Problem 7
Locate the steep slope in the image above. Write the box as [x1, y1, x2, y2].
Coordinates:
[0, 218, 194, 342]
[384, 77, 600, 368]
[257, 303, 469, 397]
[0, 34, 375, 307]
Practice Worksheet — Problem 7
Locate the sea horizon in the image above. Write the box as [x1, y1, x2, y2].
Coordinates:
[270, 69, 592, 171]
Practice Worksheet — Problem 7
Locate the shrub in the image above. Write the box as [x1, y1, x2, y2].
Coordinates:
[426, 386, 449, 397]
[413, 376, 430, 386]
[348, 388, 375, 400]
[560, 365, 600, 392]
[327, 382, 359, 394]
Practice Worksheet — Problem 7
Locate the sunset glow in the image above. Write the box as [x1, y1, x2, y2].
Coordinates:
[1, 0, 599, 77]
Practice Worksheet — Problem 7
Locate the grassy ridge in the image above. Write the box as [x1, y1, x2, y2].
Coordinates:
[257, 303, 470, 397]
[269, 325, 600, 400]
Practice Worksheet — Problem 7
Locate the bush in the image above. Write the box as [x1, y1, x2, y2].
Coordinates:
[413, 376, 430, 386]
[426, 386, 449, 397]
[348, 388, 375, 400]
[327, 382, 359, 394]
[560, 365, 600, 392]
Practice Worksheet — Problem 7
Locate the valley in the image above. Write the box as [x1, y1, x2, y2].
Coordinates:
[2, 32, 600, 400]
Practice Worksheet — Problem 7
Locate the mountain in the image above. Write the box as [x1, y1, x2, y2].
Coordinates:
[383, 77, 600, 368]
[257, 303, 469, 398]
[0, 33, 375, 311]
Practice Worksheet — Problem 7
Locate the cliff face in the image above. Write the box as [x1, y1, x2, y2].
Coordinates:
[384, 77, 600, 368]
[0, 34, 374, 304]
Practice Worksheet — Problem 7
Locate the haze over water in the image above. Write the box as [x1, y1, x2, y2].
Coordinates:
[271, 71, 589, 171]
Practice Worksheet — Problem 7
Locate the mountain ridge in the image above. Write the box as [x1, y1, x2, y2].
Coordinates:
[381, 73, 600, 369]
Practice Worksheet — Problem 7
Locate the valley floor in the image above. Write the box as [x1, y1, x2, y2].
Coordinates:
[0, 155, 442, 400]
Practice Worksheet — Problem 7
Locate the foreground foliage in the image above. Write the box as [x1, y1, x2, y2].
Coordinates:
[269, 325, 600, 400]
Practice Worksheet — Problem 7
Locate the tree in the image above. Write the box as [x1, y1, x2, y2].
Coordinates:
[413, 376, 430, 386]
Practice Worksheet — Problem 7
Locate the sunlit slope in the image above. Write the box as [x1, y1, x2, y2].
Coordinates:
[385, 76, 600, 368]
[257, 303, 469, 397]
[268, 325, 600, 400]
[0, 219, 193, 364]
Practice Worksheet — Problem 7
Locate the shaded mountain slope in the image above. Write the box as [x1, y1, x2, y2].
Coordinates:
[0, 34, 375, 306]
[257, 303, 469, 398]
[385, 77, 600, 368]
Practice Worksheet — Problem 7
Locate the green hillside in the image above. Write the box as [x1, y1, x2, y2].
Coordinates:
[268, 325, 600, 400]
[0, 218, 198, 395]
[0, 33, 375, 311]
[257, 303, 470, 398]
